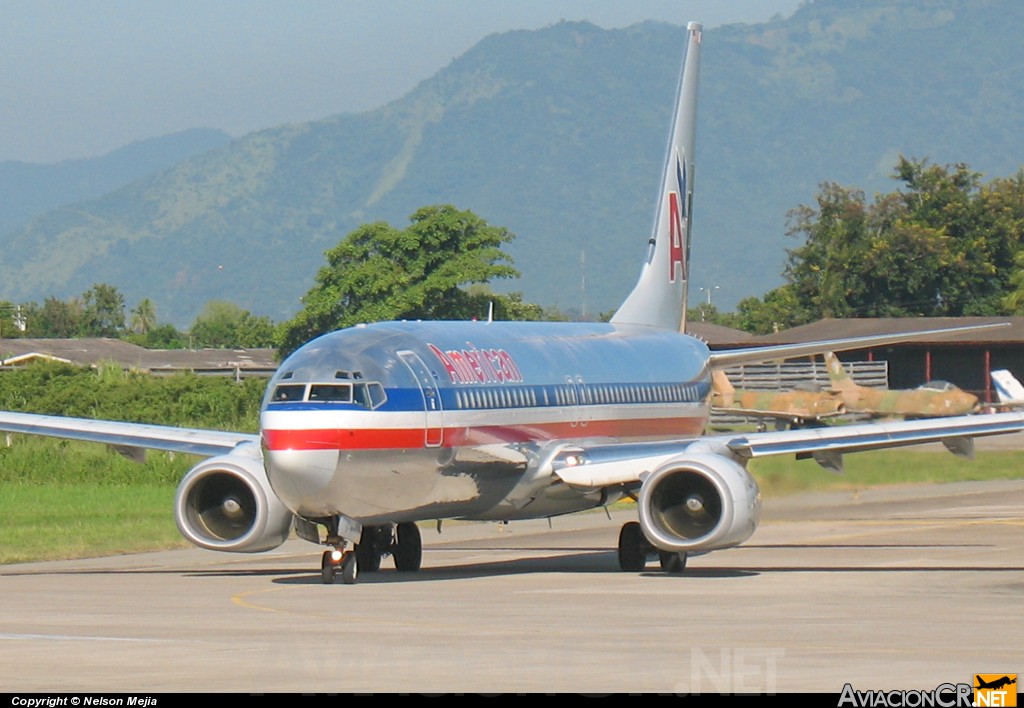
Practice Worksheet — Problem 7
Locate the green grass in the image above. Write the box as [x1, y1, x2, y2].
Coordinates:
[749, 449, 1024, 496]
[0, 484, 187, 563]
[0, 437, 193, 563]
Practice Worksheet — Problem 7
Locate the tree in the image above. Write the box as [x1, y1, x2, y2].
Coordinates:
[25, 297, 84, 337]
[763, 157, 1024, 326]
[189, 301, 275, 349]
[0, 301, 28, 340]
[732, 286, 806, 335]
[127, 323, 186, 349]
[277, 205, 520, 354]
[81, 284, 126, 337]
[130, 298, 157, 335]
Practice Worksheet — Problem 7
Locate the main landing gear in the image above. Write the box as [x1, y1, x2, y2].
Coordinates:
[617, 521, 687, 574]
[319, 520, 423, 585]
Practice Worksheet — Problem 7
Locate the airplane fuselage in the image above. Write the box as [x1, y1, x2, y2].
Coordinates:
[261, 320, 712, 524]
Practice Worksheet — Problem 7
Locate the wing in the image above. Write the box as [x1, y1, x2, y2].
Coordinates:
[709, 406, 840, 429]
[711, 402, 846, 423]
[554, 411, 1024, 487]
[707, 322, 1009, 370]
[0, 410, 258, 457]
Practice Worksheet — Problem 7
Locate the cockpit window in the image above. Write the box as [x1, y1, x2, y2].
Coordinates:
[367, 383, 387, 408]
[919, 380, 955, 392]
[309, 384, 353, 403]
[272, 384, 306, 402]
[270, 380, 387, 409]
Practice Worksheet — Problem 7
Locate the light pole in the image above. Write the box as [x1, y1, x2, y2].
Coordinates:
[699, 285, 720, 306]
[697, 286, 720, 322]
[0, 305, 27, 363]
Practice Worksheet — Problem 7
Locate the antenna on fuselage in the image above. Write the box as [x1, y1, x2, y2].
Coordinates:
[487, 301, 494, 324]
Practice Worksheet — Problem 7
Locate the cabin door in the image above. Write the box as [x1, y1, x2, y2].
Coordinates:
[398, 350, 444, 447]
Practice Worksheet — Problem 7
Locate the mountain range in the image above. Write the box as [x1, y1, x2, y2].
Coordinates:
[2, 0, 1023, 326]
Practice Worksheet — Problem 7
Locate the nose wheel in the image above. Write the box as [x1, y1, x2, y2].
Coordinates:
[321, 549, 358, 585]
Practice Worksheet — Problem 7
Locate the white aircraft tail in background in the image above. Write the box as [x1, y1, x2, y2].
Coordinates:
[991, 369, 1024, 407]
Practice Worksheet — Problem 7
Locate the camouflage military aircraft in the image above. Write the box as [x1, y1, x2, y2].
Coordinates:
[710, 369, 845, 429]
[825, 352, 980, 417]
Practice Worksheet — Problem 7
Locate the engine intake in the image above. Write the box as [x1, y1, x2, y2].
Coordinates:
[638, 453, 760, 553]
[175, 445, 294, 552]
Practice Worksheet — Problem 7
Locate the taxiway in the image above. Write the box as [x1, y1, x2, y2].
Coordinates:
[2, 480, 1022, 693]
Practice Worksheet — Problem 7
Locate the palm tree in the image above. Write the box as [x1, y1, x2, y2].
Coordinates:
[131, 298, 157, 335]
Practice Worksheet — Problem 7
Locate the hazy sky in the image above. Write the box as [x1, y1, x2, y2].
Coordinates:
[1, 0, 803, 164]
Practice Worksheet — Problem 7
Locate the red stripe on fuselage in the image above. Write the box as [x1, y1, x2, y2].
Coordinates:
[262, 417, 705, 451]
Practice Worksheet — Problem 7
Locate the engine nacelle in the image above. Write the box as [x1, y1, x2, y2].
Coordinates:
[174, 444, 294, 553]
[637, 453, 761, 553]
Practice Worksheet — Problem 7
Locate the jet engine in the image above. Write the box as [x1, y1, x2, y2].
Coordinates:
[637, 453, 761, 553]
[174, 444, 294, 553]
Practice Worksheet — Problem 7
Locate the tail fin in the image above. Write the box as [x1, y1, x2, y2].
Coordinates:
[824, 352, 858, 392]
[611, 22, 702, 332]
[991, 369, 1024, 404]
[710, 369, 735, 407]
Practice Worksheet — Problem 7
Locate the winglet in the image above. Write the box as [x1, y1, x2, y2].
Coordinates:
[611, 22, 702, 332]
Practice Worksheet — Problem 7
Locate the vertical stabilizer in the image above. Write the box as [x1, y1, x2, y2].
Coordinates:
[991, 369, 1024, 404]
[710, 370, 735, 407]
[825, 352, 858, 392]
[611, 21, 702, 332]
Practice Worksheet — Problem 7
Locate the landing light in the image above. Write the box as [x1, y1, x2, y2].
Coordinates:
[330, 549, 343, 562]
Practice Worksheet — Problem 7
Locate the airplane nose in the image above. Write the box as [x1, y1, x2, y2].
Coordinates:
[263, 448, 339, 515]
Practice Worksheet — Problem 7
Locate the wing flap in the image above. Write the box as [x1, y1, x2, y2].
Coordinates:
[0, 411, 258, 457]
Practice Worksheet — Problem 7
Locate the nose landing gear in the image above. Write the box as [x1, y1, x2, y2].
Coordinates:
[318, 518, 424, 584]
[321, 548, 358, 585]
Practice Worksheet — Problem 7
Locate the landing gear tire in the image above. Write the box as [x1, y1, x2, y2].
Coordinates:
[356, 538, 382, 573]
[659, 551, 687, 574]
[321, 550, 338, 585]
[618, 522, 648, 572]
[341, 552, 358, 585]
[393, 522, 422, 572]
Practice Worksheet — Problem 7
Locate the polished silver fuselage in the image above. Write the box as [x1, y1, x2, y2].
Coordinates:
[261, 320, 712, 524]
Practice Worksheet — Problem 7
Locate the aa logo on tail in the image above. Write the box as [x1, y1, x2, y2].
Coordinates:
[668, 152, 687, 283]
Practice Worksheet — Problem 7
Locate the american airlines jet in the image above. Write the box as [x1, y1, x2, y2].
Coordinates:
[3, 22, 1023, 584]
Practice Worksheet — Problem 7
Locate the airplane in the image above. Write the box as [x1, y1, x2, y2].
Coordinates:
[825, 352, 981, 417]
[975, 676, 1016, 691]
[990, 368, 1024, 407]
[3, 21, 1024, 585]
[709, 369, 845, 430]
